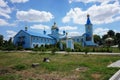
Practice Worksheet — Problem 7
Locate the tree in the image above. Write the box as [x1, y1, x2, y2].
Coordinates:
[116, 33, 120, 43]
[8, 37, 12, 45]
[107, 30, 115, 37]
[4, 37, 16, 50]
[0, 34, 3, 47]
[118, 41, 120, 50]
[102, 34, 108, 45]
[102, 34, 108, 40]
[93, 35, 101, 45]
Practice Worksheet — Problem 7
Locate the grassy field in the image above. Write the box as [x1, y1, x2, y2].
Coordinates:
[0, 52, 120, 80]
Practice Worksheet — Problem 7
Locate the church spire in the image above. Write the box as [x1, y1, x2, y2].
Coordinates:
[86, 14, 91, 24]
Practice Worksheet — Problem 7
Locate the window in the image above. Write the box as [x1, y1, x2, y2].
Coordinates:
[77, 39, 79, 42]
[48, 39, 49, 42]
[37, 37, 39, 40]
[33, 44, 35, 47]
[33, 37, 35, 40]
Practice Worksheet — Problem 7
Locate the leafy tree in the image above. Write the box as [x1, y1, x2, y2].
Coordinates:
[107, 30, 115, 37]
[116, 33, 120, 44]
[102, 34, 108, 40]
[116, 33, 120, 39]
[8, 37, 12, 45]
[3, 37, 16, 50]
[74, 42, 82, 51]
[0, 34, 3, 47]
[93, 35, 101, 45]
[118, 41, 120, 50]
[102, 34, 108, 45]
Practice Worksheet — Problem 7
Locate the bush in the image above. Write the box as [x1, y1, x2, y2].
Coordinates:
[65, 48, 71, 54]
[84, 47, 89, 55]
[51, 47, 59, 55]
[17, 46, 24, 50]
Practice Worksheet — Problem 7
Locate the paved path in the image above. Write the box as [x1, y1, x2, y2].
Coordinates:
[108, 60, 120, 67]
[0, 50, 120, 55]
[109, 70, 120, 80]
[108, 60, 120, 80]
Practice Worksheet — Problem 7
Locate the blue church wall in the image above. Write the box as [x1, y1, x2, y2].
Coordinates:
[13, 30, 56, 48]
[31, 36, 55, 48]
[13, 30, 31, 48]
[71, 36, 82, 43]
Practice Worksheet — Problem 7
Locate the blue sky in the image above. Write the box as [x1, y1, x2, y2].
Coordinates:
[0, 0, 120, 40]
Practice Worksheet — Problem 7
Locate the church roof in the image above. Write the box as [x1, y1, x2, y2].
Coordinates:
[21, 30, 53, 39]
[86, 14, 92, 24]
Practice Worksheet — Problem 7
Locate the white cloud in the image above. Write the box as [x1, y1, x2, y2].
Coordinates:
[0, 7, 11, 19]
[0, 19, 9, 26]
[6, 30, 17, 38]
[30, 24, 50, 30]
[68, 32, 81, 37]
[0, 19, 16, 26]
[11, 0, 29, 3]
[0, 0, 8, 7]
[63, 0, 120, 24]
[0, 0, 11, 19]
[59, 26, 77, 30]
[94, 28, 109, 36]
[16, 9, 54, 22]
[69, 0, 113, 4]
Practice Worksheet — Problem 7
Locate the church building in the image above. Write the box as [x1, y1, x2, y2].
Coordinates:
[13, 14, 97, 49]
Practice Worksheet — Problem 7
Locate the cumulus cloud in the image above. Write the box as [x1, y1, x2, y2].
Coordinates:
[0, 19, 9, 26]
[94, 28, 109, 36]
[0, 0, 11, 19]
[69, 0, 113, 4]
[0, 0, 8, 7]
[59, 26, 77, 30]
[16, 9, 54, 22]
[63, 0, 120, 24]
[6, 30, 17, 38]
[30, 24, 50, 30]
[0, 19, 16, 26]
[11, 0, 29, 3]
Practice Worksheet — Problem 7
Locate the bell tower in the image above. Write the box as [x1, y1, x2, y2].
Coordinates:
[51, 22, 59, 42]
[85, 14, 93, 41]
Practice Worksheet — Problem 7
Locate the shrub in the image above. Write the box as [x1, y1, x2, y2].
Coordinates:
[84, 47, 89, 55]
[51, 47, 59, 55]
[65, 48, 71, 54]
[17, 46, 24, 50]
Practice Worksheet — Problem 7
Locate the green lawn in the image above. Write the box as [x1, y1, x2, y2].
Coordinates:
[0, 52, 120, 80]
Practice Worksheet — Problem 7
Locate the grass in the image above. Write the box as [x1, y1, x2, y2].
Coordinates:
[0, 52, 120, 80]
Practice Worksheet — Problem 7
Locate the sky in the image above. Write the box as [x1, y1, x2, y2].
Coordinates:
[0, 0, 120, 40]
